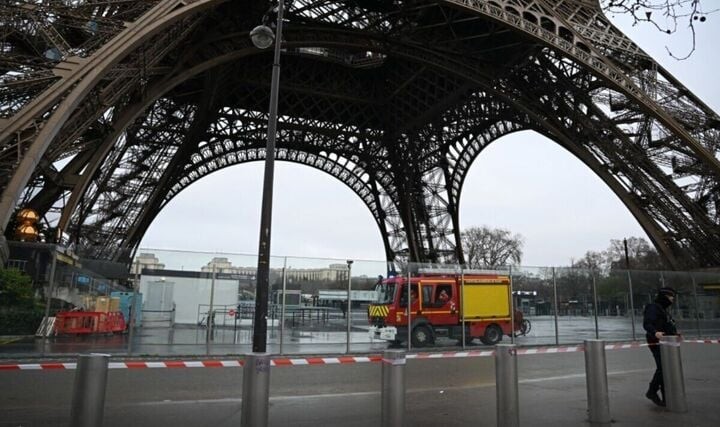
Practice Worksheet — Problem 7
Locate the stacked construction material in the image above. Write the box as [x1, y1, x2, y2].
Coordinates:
[54, 295, 126, 334]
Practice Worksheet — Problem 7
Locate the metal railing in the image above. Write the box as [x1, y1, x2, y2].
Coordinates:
[5, 247, 720, 357]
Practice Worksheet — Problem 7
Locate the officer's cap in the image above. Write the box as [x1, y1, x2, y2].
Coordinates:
[658, 287, 677, 297]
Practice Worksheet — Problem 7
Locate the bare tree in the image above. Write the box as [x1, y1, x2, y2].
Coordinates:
[606, 237, 665, 270]
[572, 250, 608, 271]
[461, 226, 524, 268]
[601, 0, 718, 59]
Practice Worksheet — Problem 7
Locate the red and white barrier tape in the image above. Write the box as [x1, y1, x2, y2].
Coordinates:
[0, 356, 383, 370]
[684, 339, 720, 344]
[1, 339, 717, 371]
[271, 356, 381, 366]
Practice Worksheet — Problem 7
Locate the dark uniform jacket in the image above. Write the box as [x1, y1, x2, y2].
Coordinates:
[643, 302, 677, 344]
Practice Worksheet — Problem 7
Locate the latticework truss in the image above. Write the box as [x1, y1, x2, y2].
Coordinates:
[1, 0, 718, 269]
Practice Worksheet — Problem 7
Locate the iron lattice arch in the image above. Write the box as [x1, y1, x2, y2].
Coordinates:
[1, 0, 719, 269]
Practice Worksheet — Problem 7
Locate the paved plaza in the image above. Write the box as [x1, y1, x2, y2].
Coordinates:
[1, 342, 719, 426]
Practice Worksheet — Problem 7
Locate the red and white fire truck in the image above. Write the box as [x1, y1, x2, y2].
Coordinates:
[367, 272, 513, 347]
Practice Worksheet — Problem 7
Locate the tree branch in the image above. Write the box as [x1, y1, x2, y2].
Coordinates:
[601, 0, 718, 59]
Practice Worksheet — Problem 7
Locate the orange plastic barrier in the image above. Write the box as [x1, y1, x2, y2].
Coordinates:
[54, 311, 126, 335]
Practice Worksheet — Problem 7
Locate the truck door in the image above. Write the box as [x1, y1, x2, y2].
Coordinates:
[398, 283, 420, 316]
[418, 280, 458, 325]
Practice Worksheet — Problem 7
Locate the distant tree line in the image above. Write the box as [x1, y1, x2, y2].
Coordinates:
[570, 236, 665, 271]
[459, 224, 665, 272]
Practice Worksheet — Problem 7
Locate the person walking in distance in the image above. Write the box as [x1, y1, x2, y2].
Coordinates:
[642, 287, 678, 407]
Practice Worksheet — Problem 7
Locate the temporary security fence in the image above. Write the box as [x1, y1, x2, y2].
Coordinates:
[16, 246, 720, 358]
[135, 260, 720, 355]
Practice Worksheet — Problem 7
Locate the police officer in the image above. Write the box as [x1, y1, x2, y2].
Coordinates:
[642, 287, 678, 407]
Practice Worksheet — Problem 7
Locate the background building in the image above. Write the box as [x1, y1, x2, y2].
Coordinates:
[131, 253, 165, 275]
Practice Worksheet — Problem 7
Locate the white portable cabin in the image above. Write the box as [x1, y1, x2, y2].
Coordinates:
[316, 289, 377, 306]
[140, 270, 252, 324]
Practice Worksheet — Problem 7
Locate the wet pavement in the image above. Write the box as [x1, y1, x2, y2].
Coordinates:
[2, 343, 719, 426]
[1, 314, 718, 358]
[2, 312, 719, 426]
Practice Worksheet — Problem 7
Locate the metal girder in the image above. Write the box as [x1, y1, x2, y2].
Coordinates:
[499, 50, 713, 268]
[0, 0, 225, 234]
[1, 0, 719, 269]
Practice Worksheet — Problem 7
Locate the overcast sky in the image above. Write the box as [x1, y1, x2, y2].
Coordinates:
[139, 12, 720, 270]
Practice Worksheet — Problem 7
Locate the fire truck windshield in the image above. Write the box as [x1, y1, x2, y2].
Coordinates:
[374, 283, 396, 304]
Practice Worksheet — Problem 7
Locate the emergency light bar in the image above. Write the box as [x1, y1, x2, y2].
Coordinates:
[416, 268, 510, 276]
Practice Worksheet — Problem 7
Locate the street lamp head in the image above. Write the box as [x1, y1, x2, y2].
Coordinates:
[250, 25, 275, 49]
[346, 260, 354, 266]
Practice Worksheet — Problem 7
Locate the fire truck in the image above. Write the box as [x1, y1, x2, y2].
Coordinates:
[367, 272, 513, 347]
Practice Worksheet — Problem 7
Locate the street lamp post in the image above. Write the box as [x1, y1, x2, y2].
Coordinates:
[346, 260, 353, 354]
[250, 0, 285, 353]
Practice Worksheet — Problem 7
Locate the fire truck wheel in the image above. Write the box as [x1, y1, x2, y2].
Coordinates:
[411, 325, 434, 347]
[482, 324, 503, 345]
